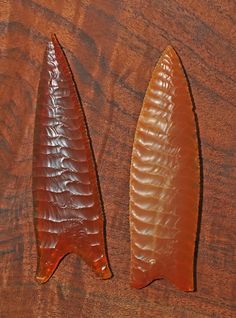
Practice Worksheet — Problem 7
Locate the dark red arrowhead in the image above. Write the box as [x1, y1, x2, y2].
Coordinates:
[33, 34, 111, 283]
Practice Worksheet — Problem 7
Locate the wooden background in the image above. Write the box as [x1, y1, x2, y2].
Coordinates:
[0, 0, 235, 317]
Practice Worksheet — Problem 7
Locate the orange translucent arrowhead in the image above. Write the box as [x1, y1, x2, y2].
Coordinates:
[130, 46, 200, 291]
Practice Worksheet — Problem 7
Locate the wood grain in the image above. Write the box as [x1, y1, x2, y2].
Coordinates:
[0, 0, 235, 317]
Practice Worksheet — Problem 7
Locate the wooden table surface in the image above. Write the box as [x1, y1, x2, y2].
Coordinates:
[0, 1, 235, 317]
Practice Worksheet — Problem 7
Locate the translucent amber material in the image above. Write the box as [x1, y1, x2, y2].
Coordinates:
[129, 46, 200, 291]
[32, 35, 111, 283]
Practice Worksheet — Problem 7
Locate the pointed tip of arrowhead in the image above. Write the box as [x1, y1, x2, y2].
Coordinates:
[51, 32, 56, 39]
[50, 33, 60, 49]
[50, 33, 57, 43]
[163, 45, 178, 58]
[165, 44, 175, 51]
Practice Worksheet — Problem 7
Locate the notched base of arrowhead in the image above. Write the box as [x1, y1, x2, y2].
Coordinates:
[35, 247, 112, 284]
[131, 269, 195, 292]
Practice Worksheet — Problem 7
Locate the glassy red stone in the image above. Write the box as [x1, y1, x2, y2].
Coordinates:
[33, 34, 111, 283]
[129, 46, 200, 291]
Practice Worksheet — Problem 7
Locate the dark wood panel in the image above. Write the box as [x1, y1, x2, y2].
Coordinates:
[0, 0, 235, 317]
